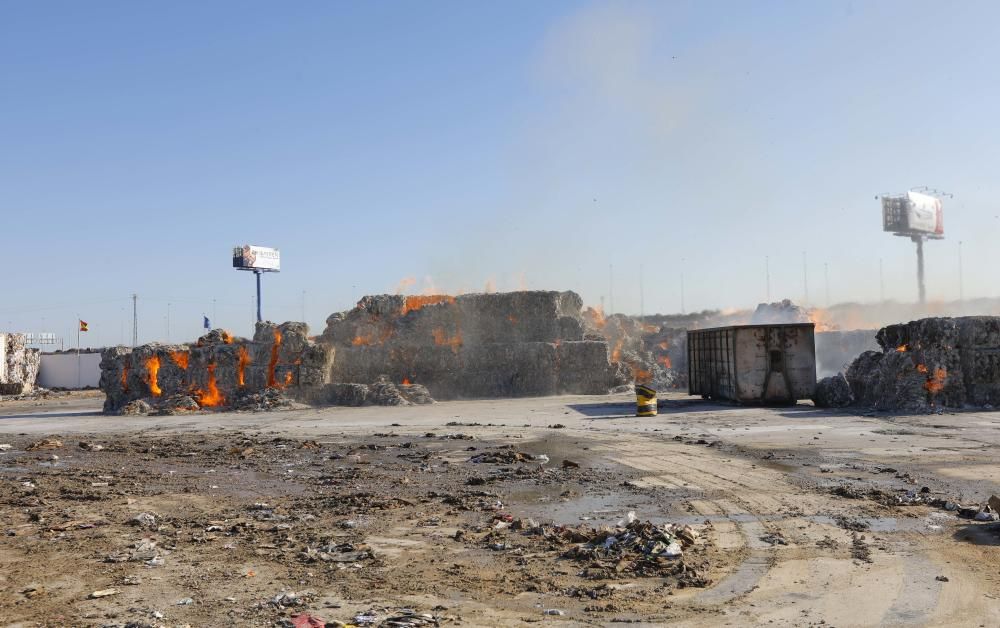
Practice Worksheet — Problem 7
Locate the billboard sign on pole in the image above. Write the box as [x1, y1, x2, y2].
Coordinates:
[232, 244, 281, 271]
[881, 191, 944, 238]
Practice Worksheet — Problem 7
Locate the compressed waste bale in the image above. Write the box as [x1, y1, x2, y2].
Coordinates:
[458, 342, 558, 397]
[557, 341, 615, 394]
[369, 379, 410, 406]
[3, 334, 40, 392]
[845, 350, 882, 406]
[99, 346, 133, 413]
[813, 374, 854, 408]
[316, 383, 369, 406]
[958, 317, 1000, 406]
[872, 350, 930, 411]
[398, 383, 434, 404]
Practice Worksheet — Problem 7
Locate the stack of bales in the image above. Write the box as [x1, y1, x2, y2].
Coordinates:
[99, 322, 329, 413]
[319, 291, 625, 399]
[845, 316, 1000, 411]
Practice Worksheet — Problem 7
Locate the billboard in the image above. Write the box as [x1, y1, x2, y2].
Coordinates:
[881, 191, 944, 237]
[233, 244, 281, 271]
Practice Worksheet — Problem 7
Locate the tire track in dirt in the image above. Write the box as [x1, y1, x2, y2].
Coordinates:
[588, 433, 1000, 626]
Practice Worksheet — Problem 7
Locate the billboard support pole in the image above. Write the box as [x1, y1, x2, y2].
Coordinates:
[255, 270, 262, 323]
[913, 236, 926, 306]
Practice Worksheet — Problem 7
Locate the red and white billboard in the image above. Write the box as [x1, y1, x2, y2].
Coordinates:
[882, 191, 944, 237]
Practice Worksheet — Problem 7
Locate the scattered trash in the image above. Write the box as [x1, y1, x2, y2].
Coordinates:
[936, 575, 950, 582]
[175, 597, 194, 605]
[27, 438, 63, 451]
[469, 447, 539, 464]
[292, 613, 327, 628]
[79, 441, 104, 451]
[760, 531, 788, 546]
[561, 459, 580, 469]
[88, 588, 119, 599]
[0, 443, 13, 451]
[974, 510, 998, 522]
[128, 512, 157, 529]
[544, 608, 565, 616]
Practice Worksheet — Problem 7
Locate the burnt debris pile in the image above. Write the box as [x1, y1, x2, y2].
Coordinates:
[99, 322, 330, 414]
[819, 316, 1000, 411]
[320, 291, 628, 400]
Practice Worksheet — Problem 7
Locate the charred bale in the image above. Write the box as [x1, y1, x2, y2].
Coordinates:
[813, 373, 854, 408]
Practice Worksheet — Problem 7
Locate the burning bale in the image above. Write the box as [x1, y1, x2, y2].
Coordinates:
[99, 322, 331, 414]
[0, 333, 41, 396]
[844, 316, 1000, 410]
[319, 291, 626, 399]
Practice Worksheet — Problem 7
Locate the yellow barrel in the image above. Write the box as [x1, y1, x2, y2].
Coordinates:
[636, 384, 657, 417]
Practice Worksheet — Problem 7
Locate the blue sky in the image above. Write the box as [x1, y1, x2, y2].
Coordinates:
[3, 1, 999, 346]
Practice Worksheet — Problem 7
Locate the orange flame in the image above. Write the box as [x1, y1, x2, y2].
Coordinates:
[222, 331, 233, 344]
[611, 338, 624, 363]
[267, 329, 282, 388]
[657, 355, 672, 369]
[924, 367, 947, 394]
[237, 346, 251, 387]
[145, 356, 162, 396]
[402, 378, 411, 385]
[352, 331, 375, 346]
[897, 345, 908, 352]
[432, 328, 463, 353]
[196, 363, 224, 407]
[807, 308, 837, 332]
[658, 341, 669, 350]
[583, 306, 606, 329]
[402, 295, 456, 315]
[632, 366, 652, 385]
[916, 363, 928, 373]
[283, 371, 293, 386]
[121, 360, 129, 392]
[170, 351, 189, 370]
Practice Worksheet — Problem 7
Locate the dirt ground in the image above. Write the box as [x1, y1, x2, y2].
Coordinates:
[2, 391, 1000, 627]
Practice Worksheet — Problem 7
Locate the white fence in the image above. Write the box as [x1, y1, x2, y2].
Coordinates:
[38, 353, 102, 389]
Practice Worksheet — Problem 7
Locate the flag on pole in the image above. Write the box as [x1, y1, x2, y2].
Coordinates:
[79, 320, 88, 332]
[203, 315, 210, 330]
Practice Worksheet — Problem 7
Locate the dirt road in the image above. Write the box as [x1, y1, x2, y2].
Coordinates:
[1, 392, 999, 626]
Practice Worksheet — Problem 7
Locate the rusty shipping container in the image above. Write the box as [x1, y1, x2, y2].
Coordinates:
[687, 323, 817, 404]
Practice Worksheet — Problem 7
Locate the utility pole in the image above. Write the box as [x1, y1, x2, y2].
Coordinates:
[131, 293, 138, 347]
[765, 256, 771, 302]
[76, 314, 81, 388]
[913, 236, 926, 305]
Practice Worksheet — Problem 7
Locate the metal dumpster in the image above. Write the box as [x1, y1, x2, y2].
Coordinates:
[687, 323, 817, 404]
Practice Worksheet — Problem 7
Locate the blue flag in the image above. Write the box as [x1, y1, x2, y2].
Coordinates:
[203, 315, 210, 330]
